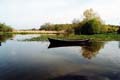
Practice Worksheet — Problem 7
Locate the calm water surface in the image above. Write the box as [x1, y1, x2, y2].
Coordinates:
[0, 34, 120, 80]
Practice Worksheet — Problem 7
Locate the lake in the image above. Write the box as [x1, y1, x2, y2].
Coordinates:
[0, 34, 120, 80]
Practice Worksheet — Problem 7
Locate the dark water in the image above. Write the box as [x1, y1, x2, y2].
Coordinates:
[0, 34, 120, 80]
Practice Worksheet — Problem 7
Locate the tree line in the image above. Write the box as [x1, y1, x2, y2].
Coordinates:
[0, 23, 13, 32]
[39, 8, 120, 34]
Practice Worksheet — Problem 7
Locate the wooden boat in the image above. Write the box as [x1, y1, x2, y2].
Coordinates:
[48, 38, 90, 44]
[48, 38, 91, 48]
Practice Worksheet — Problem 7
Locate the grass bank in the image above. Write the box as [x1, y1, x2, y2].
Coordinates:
[23, 33, 120, 41]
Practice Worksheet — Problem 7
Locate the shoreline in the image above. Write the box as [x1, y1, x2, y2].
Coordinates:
[12, 30, 65, 34]
[0, 30, 65, 34]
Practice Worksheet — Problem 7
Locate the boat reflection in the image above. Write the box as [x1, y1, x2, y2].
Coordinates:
[48, 41, 105, 59]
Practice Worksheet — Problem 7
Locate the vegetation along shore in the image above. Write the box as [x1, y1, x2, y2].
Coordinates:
[0, 8, 120, 41]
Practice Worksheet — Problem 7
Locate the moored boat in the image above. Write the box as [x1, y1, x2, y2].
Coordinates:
[48, 38, 91, 48]
[48, 38, 90, 43]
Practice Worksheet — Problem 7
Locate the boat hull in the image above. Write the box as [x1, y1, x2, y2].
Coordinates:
[48, 38, 91, 48]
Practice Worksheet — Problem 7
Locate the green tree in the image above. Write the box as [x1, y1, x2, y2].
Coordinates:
[39, 23, 51, 30]
[80, 19, 101, 34]
[0, 23, 13, 32]
[83, 8, 99, 20]
[75, 8, 104, 35]
[72, 18, 80, 24]
[117, 27, 120, 34]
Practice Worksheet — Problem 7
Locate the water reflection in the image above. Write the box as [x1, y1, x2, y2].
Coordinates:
[0, 34, 14, 46]
[0, 34, 120, 80]
[81, 42, 105, 59]
[49, 41, 105, 59]
[50, 73, 120, 80]
[119, 41, 120, 48]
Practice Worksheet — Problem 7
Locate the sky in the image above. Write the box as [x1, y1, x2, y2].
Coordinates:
[0, 0, 120, 29]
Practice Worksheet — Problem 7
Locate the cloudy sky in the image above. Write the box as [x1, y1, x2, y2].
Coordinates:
[0, 0, 120, 29]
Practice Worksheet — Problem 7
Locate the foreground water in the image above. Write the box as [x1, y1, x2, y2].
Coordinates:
[0, 34, 120, 80]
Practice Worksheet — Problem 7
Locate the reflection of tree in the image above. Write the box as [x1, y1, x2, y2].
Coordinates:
[81, 42, 105, 59]
[0, 34, 14, 46]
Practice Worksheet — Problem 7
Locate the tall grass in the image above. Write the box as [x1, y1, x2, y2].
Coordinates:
[23, 33, 120, 41]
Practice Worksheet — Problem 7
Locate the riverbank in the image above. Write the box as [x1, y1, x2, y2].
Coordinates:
[1, 31, 120, 41]
[12, 30, 65, 34]
[0, 30, 65, 34]
[23, 33, 120, 41]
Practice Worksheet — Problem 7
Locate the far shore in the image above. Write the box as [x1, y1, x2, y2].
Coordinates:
[10, 30, 65, 34]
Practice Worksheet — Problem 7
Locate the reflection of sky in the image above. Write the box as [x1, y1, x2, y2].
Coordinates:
[0, 0, 120, 29]
[94, 41, 120, 68]
[0, 36, 120, 68]
[13, 34, 40, 40]
[0, 35, 120, 80]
